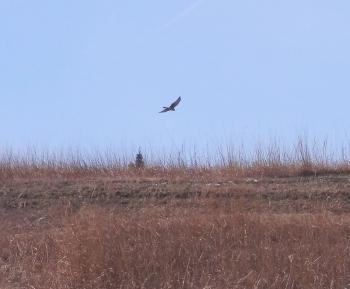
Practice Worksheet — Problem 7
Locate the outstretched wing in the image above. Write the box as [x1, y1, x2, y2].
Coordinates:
[159, 107, 170, 113]
[169, 96, 181, 109]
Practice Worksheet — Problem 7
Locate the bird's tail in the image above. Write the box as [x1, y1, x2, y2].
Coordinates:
[163, 107, 168, 109]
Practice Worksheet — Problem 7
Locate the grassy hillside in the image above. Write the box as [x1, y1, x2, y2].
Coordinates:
[1, 143, 350, 288]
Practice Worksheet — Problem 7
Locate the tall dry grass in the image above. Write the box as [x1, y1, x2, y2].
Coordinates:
[1, 205, 350, 289]
[1, 138, 350, 180]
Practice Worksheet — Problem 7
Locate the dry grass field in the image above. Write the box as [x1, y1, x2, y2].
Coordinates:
[1, 144, 350, 289]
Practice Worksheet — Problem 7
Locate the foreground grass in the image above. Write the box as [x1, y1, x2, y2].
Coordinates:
[1, 203, 350, 289]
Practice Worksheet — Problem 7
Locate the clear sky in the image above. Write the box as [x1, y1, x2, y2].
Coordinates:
[1, 0, 350, 154]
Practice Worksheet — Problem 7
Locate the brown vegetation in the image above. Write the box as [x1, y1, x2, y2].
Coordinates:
[1, 203, 350, 289]
[1, 142, 350, 288]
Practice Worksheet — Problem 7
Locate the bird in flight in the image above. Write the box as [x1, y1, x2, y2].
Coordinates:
[159, 96, 181, 113]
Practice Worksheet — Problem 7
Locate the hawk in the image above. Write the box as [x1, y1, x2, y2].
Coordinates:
[159, 96, 181, 113]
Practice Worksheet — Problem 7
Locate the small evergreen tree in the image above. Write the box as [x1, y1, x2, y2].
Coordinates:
[135, 149, 145, 169]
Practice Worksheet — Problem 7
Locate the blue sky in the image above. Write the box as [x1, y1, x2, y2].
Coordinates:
[1, 0, 350, 153]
